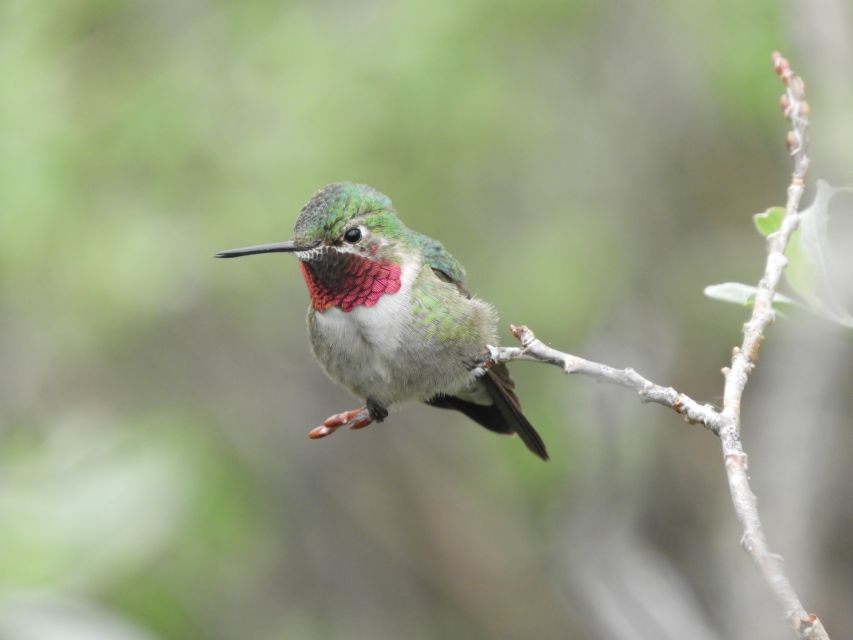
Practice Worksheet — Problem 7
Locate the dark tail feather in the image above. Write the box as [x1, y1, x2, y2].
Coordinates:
[426, 394, 513, 434]
[426, 364, 549, 461]
[481, 368, 549, 461]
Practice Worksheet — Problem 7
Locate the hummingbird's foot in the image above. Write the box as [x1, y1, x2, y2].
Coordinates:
[307, 407, 373, 439]
[465, 352, 493, 371]
[366, 398, 388, 423]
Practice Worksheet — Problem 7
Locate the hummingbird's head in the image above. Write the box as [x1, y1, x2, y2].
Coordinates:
[291, 182, 405, 252]
[216, 182, 407, 312]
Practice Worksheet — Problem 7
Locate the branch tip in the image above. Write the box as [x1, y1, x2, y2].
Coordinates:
[771, 51, 786, 74]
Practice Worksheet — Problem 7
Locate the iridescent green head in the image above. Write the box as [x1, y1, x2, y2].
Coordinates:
[292, 182, 402, 246]
[215, 182, 406, 260]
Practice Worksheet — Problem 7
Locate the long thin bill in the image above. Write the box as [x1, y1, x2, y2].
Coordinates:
[215, 240, 318, 258]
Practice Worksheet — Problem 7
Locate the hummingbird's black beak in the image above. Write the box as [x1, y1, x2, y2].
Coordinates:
[215, 240, 319, 258]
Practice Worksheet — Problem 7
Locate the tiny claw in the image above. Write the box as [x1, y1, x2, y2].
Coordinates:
[323, 408, 365, 428]
[308, 425, 336, 439]
[349, 414, 373, 430]
[308, 407, 374, 439]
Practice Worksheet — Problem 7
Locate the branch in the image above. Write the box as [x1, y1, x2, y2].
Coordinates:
[714, 52, 828, 640]
[488, 53, 829, 639]
[488, 325, 722, 432]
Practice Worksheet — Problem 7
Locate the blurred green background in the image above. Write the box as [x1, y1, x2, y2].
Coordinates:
[1, 1, 852, 639]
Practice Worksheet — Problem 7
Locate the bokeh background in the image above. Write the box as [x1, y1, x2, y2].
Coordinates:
[1, 1, 851, 639]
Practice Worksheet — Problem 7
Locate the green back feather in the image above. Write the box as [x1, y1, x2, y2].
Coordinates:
[409, 230, 467, 285]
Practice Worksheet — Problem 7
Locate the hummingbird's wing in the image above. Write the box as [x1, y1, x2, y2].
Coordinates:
[481, 365, 550, 461]
[426, 364, 550, 461]
[413, 232, 549, 460]
[409, 231, 468, 289]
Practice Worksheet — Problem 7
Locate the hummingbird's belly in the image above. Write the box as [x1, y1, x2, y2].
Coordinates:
[307, 304, 480, 408]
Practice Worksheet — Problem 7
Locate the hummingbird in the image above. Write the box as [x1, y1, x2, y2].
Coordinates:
[216, 182, 548, 460]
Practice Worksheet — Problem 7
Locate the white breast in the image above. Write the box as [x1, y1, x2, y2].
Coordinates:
[310, 253, 421, 394]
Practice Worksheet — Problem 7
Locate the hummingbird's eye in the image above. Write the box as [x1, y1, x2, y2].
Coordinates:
[344, 227, 362, 243]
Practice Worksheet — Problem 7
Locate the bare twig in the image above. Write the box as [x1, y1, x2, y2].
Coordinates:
[487, 53, 829, 639]
[488, 325, 722, 432]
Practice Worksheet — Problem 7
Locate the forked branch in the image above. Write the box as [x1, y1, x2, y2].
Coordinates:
[488, 53, 829, 639]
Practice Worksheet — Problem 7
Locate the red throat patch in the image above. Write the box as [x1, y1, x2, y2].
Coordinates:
[299, 254, 402, 312]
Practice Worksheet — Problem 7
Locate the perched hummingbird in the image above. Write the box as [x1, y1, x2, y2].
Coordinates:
[216, 183, 548, 460]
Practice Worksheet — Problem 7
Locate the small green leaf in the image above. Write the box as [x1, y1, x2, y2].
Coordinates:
[747, 182, 853, 330]
[703, 282, 800, 317]
[704, 282, 758, 306]
[753, 206, 785, 237]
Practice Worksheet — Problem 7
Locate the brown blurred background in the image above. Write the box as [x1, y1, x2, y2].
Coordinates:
[1, 1, 851, 639]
